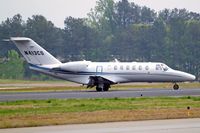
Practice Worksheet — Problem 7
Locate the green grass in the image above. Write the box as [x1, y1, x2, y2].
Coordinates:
[1, 97, 200, 128]
[1, 97, 200, 117]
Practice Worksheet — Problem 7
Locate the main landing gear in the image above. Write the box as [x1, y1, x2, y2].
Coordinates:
[96, 84, 110, 92]
[87, 76, 111, 92]
[173, 83, 179, 90]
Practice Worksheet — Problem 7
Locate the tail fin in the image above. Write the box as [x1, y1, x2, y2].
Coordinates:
[10, 37, 61, 65]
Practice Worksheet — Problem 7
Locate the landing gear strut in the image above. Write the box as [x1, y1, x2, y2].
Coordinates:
[173, 83, 179, 90]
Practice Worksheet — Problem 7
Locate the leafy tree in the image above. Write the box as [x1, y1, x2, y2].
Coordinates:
[0, 14, 25, 56]
[63, 17, 99, 61]
[88, 0, 116, 34]
[24, 15, 63, 57]
[0, 0, 200, 79]
[140, 6, 156, 24]
[115, 0, 141, 28]
[0, 50, 24, 79]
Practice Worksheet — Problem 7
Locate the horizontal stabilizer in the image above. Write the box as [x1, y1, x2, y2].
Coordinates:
[3, 37, 31, 42]
[2, 39, 10, 42]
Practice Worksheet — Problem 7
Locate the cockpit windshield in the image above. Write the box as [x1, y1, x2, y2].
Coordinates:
[161, 64, 169, 71]
[156, 63, 169, 71]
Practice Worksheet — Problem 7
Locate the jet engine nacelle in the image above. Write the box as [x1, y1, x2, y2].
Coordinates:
[59, 61, 90, 72]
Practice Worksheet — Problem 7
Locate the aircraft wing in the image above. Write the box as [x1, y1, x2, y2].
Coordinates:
[87, 75, 116, 88]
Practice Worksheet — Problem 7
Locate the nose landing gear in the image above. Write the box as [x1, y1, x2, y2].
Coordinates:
[173, 83, 179, 90]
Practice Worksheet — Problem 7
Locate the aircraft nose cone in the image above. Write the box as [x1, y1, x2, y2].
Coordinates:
[189, 74, 196, 81]
[184, 73, 196, 81]
[176, 71, 196, 81]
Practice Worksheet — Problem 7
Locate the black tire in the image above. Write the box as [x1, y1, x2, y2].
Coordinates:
[96, 87, 103, 92]
[103, 84, 110, 91]
[173, 84, 179, 90]
[103, 86, 109, 91]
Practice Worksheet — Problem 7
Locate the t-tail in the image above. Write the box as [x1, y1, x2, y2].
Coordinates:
[9, 37, 61, 66]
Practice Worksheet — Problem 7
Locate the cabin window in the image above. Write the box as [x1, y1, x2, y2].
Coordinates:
[120, 65, 123, 70]
[126, 65, 130, 70]
[139, 65, 142, 70]
[132, 65, 136, 70]
[145, 66, 149, 70]
[114, 65, 118, 70]
[156, 64, 162, 70]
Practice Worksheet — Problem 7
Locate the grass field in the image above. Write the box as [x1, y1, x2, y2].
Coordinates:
[0, 97, 200, 128]
[0, 80, 200, 128]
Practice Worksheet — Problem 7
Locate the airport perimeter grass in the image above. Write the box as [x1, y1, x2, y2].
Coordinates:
[0, 96, 200, 128]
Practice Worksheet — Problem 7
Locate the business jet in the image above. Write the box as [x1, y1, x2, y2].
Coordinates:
[7, 37, 196, 91]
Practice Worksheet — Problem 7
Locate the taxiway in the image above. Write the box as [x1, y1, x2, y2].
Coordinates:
[0, 118, 200, 133]
[0, 88, 200, 101]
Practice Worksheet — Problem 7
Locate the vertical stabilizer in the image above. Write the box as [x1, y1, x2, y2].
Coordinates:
[10, 37, 61, 65]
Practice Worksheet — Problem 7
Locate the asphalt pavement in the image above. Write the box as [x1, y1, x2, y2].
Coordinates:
[1, 118, 200, 133]
[0, 88, 200, 101]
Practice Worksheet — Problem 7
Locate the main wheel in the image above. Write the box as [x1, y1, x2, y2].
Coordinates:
[103, 84, 110, 91]
[173, 84, 179, 90]
[96, 87, 103, 92]
[103, 86, 109, 91]
[96, 84, 110, 92]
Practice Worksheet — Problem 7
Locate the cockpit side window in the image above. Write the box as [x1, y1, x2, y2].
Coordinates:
[161, 64, 168, 71]
[156, 64, 169, 71]
[156, 64, 162, 70]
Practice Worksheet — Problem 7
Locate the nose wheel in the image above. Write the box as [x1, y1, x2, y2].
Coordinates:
[173, 83, 179, 90]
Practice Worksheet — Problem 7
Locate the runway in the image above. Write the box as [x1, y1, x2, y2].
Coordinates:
[1, 118, 200, 133]
[0, 88, 200, 101]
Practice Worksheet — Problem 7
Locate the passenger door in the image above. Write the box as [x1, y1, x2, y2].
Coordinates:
[96, 66, 103, 75]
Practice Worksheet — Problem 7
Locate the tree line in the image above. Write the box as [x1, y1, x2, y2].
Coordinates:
[0, 0, 200, 79]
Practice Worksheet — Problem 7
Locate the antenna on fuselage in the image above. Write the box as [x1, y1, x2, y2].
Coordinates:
[114, 58, 120, 62]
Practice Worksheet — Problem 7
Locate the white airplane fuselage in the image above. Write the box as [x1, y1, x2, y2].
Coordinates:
[30, 61, 195, 85]
[9, 37, 196, 91]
